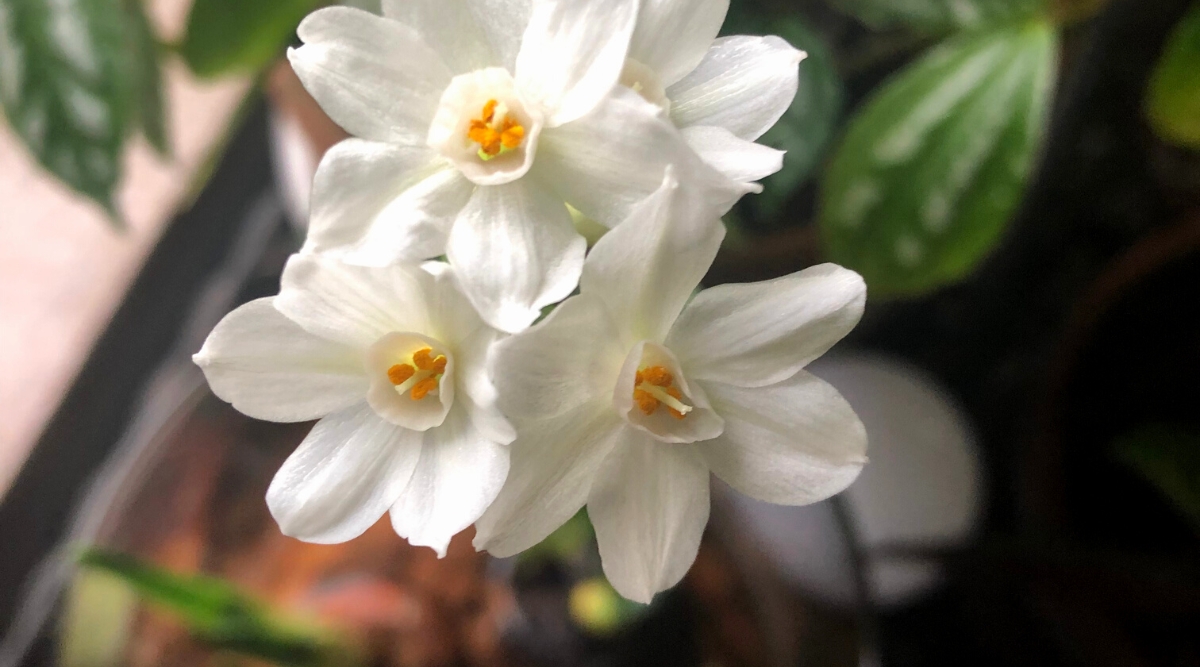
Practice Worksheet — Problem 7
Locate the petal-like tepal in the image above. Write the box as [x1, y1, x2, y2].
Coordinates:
[380, 0, 498, 75]
[289, 7, 453, 145]
[193, 299, 367, 422]
[514, 0, 639, 126]
[681, 125, 784, 188]
[628, 0, 729, 87]
[667, 35, 805, 142]
[446, 178, 586, 334]
[303, 140, 473, 266]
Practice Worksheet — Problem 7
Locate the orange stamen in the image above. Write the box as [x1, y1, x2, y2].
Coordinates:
[468, 99, 524, 159]
[633, 389, 659, 415]
[388, 364, 416, 386]
[641, 366, 673, 387]
[411, 377, 440, 401]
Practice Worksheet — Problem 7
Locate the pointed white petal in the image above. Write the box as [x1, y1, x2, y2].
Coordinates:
[473, 403, 625, 556]
[533, 88, 752, 228]
[699, 372, 867, 505]
[267, 403, 423, 544]
[580, 171, 725, 343]
[446, 180, 586, 334]
[682, 125, 783, 187]
[389, 407, 511, 556]
[667, 264, 866, 388]
[277, 255, 436, 348]
[588, 432, 710, 604]
[290, 7, 452, 144]
[630, 0, 729, 87]
[491, 293, 627, 422]
[380, 0, 495, 74]
[303, 140, 472, 265]
[462, 0, 533, 71]
[514, 0, 638, 126]
[453, 327, 518, 445]
[668, 35, 804, 141]
[194, 299, 366, 422]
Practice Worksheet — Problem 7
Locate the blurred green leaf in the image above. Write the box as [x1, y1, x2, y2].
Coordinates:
[181, 0, 321, 79]
[828, 0, 1046, 33]
[1113, 425, 1200, 530]
[568, 577, 648, 636]
[0, 0, 136, 225]
[820, 21, 1058, 297]
[124, 0, 168, 156]
[79, 549, 351, 667]
[1147, 4, 1200, 149]
[722, 4, 844, 223]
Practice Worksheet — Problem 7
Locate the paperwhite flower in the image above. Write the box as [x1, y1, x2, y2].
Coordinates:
[620, 0, 807, 189]
[473, 174, 868, 602]
[291, 0, 748, 334]
[194, 256, 515, 557]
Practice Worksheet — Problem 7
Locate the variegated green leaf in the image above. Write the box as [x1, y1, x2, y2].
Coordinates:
[829, 0, 1045, 33]
[181, 0, 321, 79]
[1147, 4, 1200, 149]
[0, 0, 135, 224]
[820, 21, 1059, 297]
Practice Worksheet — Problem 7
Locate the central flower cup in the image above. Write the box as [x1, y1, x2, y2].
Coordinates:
[366, 332, 456, 431]
[427, 68, 545, 187]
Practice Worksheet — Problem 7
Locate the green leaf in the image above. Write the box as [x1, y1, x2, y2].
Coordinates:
[1147, 4, 1200, 149]
[124, 0, 168, 156]
[721, 5, 844, 223]
[180, 0, 321, 79]
[78, 549, 350, 667]
[0, 0, 135, 225]
[828, 0, 1046, 33]
[820, 21, 1059, 297]
[1113, 425, 1200, 530]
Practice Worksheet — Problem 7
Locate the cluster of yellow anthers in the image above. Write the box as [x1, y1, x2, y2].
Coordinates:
[388, 348, 448, 401]
[633, 366, 691, 420]
[468, 99, 525, 160]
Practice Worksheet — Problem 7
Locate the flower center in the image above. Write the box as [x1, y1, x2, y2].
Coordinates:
[468, 99, 526, 161]
[387, 347, 448, 401]
[632, 366, 692, 420]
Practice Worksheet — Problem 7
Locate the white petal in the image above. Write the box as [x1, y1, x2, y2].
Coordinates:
[453, 327, 518, 445]
[588, 431, 711, 604]
[463, 0, 533, 71]
[445, 180, 586, 334]
[290, 7, 453, 144]
[267, 403, 423, 544]
[666, 264, 866, 388]
[473, 402, 625, 556]
[629, 0, 729, 87]
[303, 140, 472, 265]
[668, 35, 804, 141]
[533, 87, 751, 228]
[682, 125, 783, 187]
[389, 407, 511, 556]
[514, 0, 638, 126]
[194, 299, 366, 422]
[580, 170, 725, 343]
[491, 293, 627, 422]
[276, 255, 435, 348]
[380, 0, 495, 74]
[699, 372, 867, 505]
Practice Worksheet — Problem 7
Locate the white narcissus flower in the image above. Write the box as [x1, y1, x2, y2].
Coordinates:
[291, 0, 749, 334]
[473, 173, 868, 603]
[193, 257, 515, 557]
[621, 0, 806, 190]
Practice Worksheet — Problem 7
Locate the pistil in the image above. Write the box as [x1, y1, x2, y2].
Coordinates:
[633, 366, 692, 419]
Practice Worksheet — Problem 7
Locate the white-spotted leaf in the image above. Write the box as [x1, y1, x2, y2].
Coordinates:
[0, 0, 165, 225]
[820, 21, 1059, 297]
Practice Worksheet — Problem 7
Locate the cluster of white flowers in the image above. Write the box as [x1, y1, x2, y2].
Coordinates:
[195, 0, 869, 603]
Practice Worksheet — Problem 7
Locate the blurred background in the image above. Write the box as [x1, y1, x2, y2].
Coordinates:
[1, 0, 1198, 665]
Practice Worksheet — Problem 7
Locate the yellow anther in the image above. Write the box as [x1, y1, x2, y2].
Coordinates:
[468, 99, 524, 160]
[641, 366, 673, 387]
[633, 389, 659, 415]
[413, 347, 446, 373]
[411, 376, 440, 401]
[388, 364, 416, 386]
